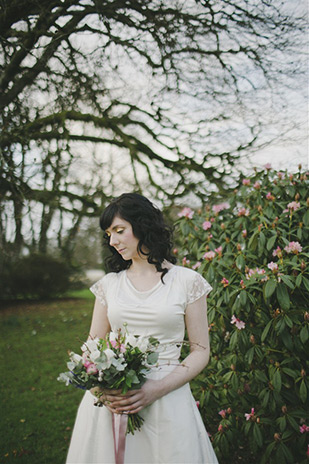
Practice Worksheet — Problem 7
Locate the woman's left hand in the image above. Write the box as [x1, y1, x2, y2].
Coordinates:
[107, 379, 162, 415]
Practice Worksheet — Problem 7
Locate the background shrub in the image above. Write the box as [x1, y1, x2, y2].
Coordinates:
[177, 166, 309, 463]
[1, 253, 74, 299]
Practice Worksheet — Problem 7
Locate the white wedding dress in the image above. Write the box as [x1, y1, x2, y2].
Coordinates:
[66, 265, 218, 464]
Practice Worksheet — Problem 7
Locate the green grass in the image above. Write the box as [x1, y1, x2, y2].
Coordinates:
[0, 297, 94, 464]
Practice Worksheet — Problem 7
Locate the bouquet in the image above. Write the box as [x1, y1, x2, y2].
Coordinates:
[58, 327, 159, 434]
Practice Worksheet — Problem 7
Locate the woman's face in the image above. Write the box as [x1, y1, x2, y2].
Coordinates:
[105, 215, 140, 261]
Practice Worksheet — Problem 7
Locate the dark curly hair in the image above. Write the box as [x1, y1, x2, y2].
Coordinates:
[100, 193, 177, 280]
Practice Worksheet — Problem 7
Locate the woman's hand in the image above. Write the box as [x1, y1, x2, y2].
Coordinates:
[91, 380, 162, 415]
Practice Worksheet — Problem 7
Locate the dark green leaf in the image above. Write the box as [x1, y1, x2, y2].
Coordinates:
[253, 423, 263, 448]
[267, 234, 277, 251]
[300, 326, 309, 344]
[276, 284, 290, 310]
[272, 369, 282, 392]
[300, 380, 307, 403]
[261, 320, 272, 342]
[265, 279, 277, 299]
[280, 275, 294, 290]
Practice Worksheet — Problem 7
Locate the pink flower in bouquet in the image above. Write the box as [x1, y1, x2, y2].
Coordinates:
[264, 163, 272, 170]
[267, 262, 278, 272]
[218, 424, 224, 432]
[231, 315, 245, 330]
[182, 257, 190, 266]
[287, 201, 300, 211]
[221, 277, 229, 287]
[86, 363, 98, 375]
[196, 401, 200, 409]
[203, 251, 216, 261]
[299, 424, 309, 433]
[253, 181, 261, 189]
[218, 409, 226, 418]
[277, 171, 284, 179]
[284, 241, 302, 254]
[212, 202, 229, 213]
[178, 207, 194, 219]
[242, 229, 247, 238]
[202, 220, 212, 230]
[245, 408, 255, 421]
[237, 207, 250, 217]
[242, 179, 250, 186]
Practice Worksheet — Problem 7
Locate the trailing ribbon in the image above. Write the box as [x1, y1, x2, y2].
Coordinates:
[112, 413, 128, 464]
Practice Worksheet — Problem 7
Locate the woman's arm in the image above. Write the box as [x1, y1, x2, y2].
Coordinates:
[107, 295, 210, 414]
[88, 297, 111, 340]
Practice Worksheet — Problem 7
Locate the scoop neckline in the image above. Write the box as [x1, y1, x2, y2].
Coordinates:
[124, 265, 175, 294]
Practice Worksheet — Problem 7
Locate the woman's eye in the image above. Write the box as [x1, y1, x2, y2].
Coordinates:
[117, 229, 124, 234]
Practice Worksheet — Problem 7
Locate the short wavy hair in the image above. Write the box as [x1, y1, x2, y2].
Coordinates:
[100, 193, 176, 279]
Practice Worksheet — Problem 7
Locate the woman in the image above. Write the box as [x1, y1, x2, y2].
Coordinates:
[66, 193, 218, 464]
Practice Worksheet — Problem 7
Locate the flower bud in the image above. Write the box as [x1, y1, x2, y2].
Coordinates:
[258, 205, 263, 212]
[225, 237, 230, 243]
[304, 312, 309, 322]
[281, 405, 287, 414]
[274, 433, 281, 442]
[306, 198, 309, 207]
[227, 408, 232, 414]
[298, 164, 302, 170]
[220, 222, 225, 230]
[231, 364, 236, 371]
[295, 193, 300, 201]
[301, 260, 306, 271]
[256, 417, 260, 424]
[237, 243, 242, 251]
[250, 335, 256, 344]
[301, 369, 306, 378]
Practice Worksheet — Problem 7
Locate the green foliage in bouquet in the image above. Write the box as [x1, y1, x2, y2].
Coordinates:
[176, 166, 309, 464]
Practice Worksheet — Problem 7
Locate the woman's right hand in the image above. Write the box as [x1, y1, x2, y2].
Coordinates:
[90, 387, 134, 414]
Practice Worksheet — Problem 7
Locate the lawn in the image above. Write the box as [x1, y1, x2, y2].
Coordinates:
[0, 295, 95, 464]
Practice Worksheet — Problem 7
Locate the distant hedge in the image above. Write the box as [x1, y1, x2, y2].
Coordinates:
[0, 253, 73, 299]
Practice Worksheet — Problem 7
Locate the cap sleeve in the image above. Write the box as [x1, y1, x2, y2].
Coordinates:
[187, 272, 212, 305]
[90, 276, 107, 306]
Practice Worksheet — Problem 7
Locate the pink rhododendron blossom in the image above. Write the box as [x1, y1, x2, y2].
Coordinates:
[203, 251, 216, 260]
[231, 315, 245, 330]
[267, 262, 278, 272]
[173, 248, 178, 254]
[264, 163, 272, 170]
[215, 246, 222, 255]
[245, 267, 266, 280]
[196, 401, 200, 409]
[277, 171, 284, 179]
[192, 261, 201, 270]
[242, 179, 250, 186]
[212, 202, 229, 213]
[240, 280, 246, 289]
[287, 201, 300, 211]
[237, 207, 250, 217]
[178, 207, 194, 219]
[245, 408, 255, 421]
[242, 229, 247, 238]
[202, 221, 212, 230]
[221, 277, 229, 287]
[218, 409, 227, 418]
[266, 192, 274, 200]
[182, 257, 190, 266]
[299, 424, 309, 433]
[272, 246, 282, 257]
[218, 424, 224, 432]
[284, 241, 302, 254]
[253, 181, 261, 189]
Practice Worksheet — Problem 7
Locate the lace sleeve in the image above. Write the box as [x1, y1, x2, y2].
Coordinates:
[187, 273, 212, 305]
[89, 278, 107, 306]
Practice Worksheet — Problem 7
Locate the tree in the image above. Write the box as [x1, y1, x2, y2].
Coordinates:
[0, 0, 306, 260]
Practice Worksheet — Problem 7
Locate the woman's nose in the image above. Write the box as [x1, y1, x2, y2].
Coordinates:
[109, 234, 119, 247]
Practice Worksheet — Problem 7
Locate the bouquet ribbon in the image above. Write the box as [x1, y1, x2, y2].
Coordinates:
[112, 413, 128, 464]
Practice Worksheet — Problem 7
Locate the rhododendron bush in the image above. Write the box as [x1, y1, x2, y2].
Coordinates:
[177, 167, 309, 464]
